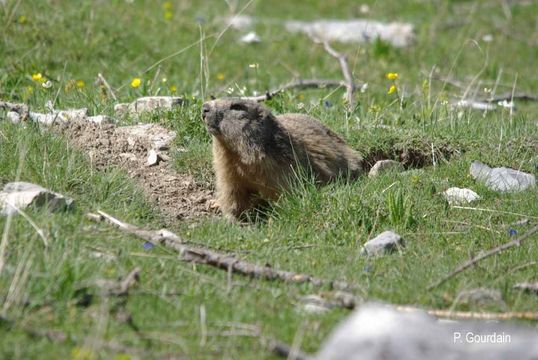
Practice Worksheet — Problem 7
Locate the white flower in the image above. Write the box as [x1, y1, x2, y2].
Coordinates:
[360, 83, 368, 93]
[42, 80, 53, 89]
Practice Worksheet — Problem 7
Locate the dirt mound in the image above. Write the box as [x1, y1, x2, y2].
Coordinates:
[55, 121, 215, 222]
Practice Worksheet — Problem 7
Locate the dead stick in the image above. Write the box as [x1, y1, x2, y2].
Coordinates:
[395, 306, 538, 321]
[318, 40, 355, 109]
[239, 78, 364, 102]
[428, 225, 538, 290]
[97, 73, 118, 101]
[305, 294, 538, 321]
[0, 100, 29, 121]
[87, 211, 353, 291]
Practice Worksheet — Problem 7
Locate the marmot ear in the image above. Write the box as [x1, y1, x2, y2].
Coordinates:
[257, 106, 272, 122]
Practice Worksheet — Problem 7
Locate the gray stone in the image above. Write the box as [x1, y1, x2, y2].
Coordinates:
[470, 161, 536, 192]
[115, 124, 176, 150]
[315, 303, 538, 360]
[513, 282, 538, 295]
[362, 231, 403, 256]
[28, 108, 88, 125]
[443, 187, 480, 205]
[0, 182, 74, 216]
[455, 288, 505, 308]
[87, 115, 114, 125]
[285, 19, 414, 47]
[368, 160, 405, 178]
[6, 111, 21, 124]
[147, 149, 160, 166]
[114, 96, 184, 117]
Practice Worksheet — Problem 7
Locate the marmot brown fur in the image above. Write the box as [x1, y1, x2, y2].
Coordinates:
[202, 98, 364, 220]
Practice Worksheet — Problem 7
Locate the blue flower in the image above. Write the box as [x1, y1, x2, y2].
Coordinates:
[323, 100, 333, 108]
[508, 228, 518, 236]
[143, 241, 155, 250]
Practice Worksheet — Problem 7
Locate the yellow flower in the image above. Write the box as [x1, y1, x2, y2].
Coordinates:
[71, 347, 95, 360]
[169, 85, 177, 93]
[163, 1, 173, 10]
[216, 73, 225, 81]
[386, 72, 399, 80]
[115, 354, 131, 360]
[388, 84, 397, 94]
[76, 80, 85, 88]
[18, 15, 27, 24]
[32, 73, 44, 83]
[164, 11, 173, 20]
[130, 77, 142, 88]
[24, 85, 34, 95]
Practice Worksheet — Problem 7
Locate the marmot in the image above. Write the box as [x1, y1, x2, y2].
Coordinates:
[202, 98, 364, 220]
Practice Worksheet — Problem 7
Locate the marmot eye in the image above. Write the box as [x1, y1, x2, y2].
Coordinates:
[230, 103, 247, 111]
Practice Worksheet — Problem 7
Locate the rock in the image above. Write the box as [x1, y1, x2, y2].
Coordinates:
[299, 295, 332, 314]
[87, 115, 114, 125]
[225, 15, 254, 30]
[115, 124, 176, 150]
[455, 288, 505, 308]
[455, 100, 496, 111]
[0, 182, 74, 216]
[28, 108, 88, 125]
[147, 149, 161, 166]
[361, 231, 403, 256]
[240, 31, 261, 43]
[315, 303, 538, 360]
[368, 160, 405, 178]
[443, 187, 480, 205]
[285, 19, 415, 47]
[114, 96, 184, 117]
[7, 111, 21, 124]
[470, 161, 536, 192]
[513, 282, 538, 295]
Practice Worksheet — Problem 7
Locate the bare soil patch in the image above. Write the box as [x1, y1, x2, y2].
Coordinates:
[55, 121, 215, 222]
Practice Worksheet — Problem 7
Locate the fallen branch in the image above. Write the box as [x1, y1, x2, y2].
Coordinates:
[266, 338, 311, 360]
[97, 73, 118, 101]
[428, 224, 538, 290]
[239, 78, 363, 102]
[394, 306, 538, 321]
[301, 293, 538, 321]
[479, 92, 538, 103]
[87, 211, 353, 291]
[0, 100, 29, 121]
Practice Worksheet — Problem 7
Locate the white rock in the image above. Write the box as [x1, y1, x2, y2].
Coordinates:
[115, 96, 184, 117]
[147, 149, 160, 166]
[0, 182, 74, 216]
[28, 108, 88, 125]
[115, 124, 176, 150]
[7, 111, 21, 124]
[443, 187, 480, 205]
[226, 15, 254, 30]
[87, 115, 114, 125]
[455, 100, 496, 111]
[285, 19, 415, 47]
[470, 161, 536, 192]
[240, 31, 261, 43]
[361, 231, 403, 256]
[316, 303, 538, 360]
[368, 160, 405, 178]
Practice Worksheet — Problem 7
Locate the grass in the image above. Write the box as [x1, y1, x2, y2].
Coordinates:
[1, 0, 538, 359]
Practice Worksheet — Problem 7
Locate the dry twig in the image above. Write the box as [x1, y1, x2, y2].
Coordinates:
[428, 224, 538, 290]
[87, 211, 353, 291]
[0, 100, 29, 121]
[96, 73, 118, 101]
[239, 78, 363, 102]
[310, 39, 356, 109]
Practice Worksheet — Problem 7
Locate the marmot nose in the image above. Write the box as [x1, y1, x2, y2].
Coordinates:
[202, 103, 211, 119]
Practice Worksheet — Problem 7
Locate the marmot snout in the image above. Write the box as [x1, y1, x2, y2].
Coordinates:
[202, 98, 364, 220]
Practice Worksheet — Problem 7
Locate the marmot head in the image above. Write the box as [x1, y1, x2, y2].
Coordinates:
[201, 98, 275, 139]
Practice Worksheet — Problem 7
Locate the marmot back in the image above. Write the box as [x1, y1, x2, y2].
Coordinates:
[201, 98, 364, 220]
